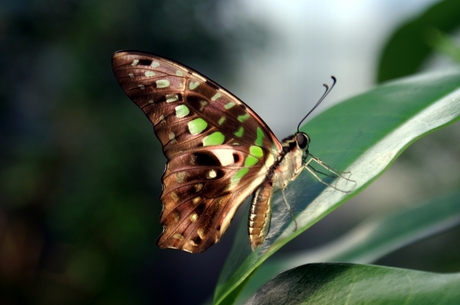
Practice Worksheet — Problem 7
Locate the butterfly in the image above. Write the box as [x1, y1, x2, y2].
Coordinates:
[112, 50, 346, 253]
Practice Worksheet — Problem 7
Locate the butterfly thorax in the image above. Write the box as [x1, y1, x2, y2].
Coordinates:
[247, 131, 310, 249]
[271, 132, 310, 190]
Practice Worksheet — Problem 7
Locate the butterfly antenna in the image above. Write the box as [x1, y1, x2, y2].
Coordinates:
[296, 76, 337, 132]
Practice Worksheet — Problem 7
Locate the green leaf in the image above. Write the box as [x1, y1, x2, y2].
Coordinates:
[236, 190, 460, 303]
[309, 190, 460, 263]
[426, 29, 460, 64]
[245, 263, 460, 305]
[377, 0, 460, 82]
[213, 69, 460, 305]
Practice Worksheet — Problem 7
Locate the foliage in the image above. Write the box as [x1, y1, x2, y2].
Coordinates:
[215, 69, 460, 305]
[216, 1, 460, 303]
[0, 1, 266, 304]
[377, 0, 460, 82]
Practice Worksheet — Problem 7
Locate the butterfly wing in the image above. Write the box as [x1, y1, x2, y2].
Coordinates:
[112, 51, 282, 252]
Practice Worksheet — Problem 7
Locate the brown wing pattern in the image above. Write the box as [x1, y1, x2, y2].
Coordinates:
[112, 51, 282, 252]
[159, 146, 271, 252]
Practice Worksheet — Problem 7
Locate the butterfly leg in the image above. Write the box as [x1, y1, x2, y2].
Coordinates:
[305, 155, 356, 192]
[281, 189, 298, 232]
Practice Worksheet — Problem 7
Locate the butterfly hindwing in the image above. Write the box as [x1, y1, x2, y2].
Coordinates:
[159, 146, 274, 252]
[112, 51, 283, 252]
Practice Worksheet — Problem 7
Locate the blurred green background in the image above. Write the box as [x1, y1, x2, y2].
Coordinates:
[1, 0, 459, 304]
[1, 1, 260, 304]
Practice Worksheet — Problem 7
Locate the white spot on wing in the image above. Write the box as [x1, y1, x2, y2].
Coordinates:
[166, 94, 179, 103]
[189, 213, 198, 222]
[173, 233, 184, 240]
[192, 196, 202, 205]
[197, 228, 205, 239]
[213, 150, 236, 166]
[207, 169, 217, 179]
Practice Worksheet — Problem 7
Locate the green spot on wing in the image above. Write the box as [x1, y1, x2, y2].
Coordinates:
[255, 127, 264, 146]
[250, 146, 263, 158]
[189, 81, 200, 90]
[224, 102, 235, 109]
[244, 155, 258, 167]
[212, 92, 221, 101]
[234, 126, 244, 137]
[166, 94, 179, 103]
[231, 168, 249, 186]
[203, 132, 225, 146]
[156, 79, 170, 88]
[238, 113, 250, 123]
[199, 100, 208, 110]
[175, 105, 190, 118]
[218, 117, 226, 125]
[188, 118, 208, 135]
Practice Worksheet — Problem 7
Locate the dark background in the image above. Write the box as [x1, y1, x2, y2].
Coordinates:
[1, 1, 267, 304]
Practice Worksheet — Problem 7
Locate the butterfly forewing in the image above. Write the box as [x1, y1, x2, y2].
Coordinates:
[112, 51, 282, 252]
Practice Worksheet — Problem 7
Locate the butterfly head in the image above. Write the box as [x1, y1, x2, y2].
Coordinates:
[282, 131, 311, 160]
[296, 132, 310, 151]
[297, 132, 314, 166]
[287, 131, 309, 157]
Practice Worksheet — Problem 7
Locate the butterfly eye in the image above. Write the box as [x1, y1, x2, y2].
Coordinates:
[296, 133, 310, 150]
